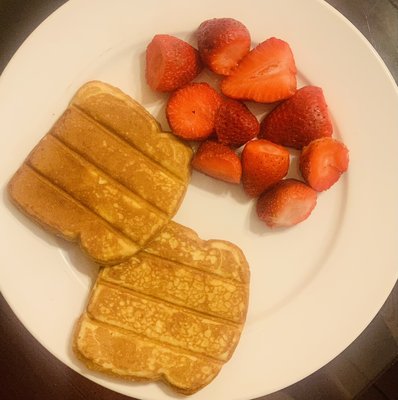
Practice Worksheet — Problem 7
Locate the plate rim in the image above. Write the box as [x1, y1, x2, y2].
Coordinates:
[0, 0, 398, 399]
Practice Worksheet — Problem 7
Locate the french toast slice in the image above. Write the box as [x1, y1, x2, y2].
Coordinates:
[8, 81, 192, 264]
[74, 221, 250, 395]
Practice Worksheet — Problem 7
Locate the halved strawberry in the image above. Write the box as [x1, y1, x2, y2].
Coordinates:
[191, 140, 242, 184]
[215, 99, 259, 147]
[166, 82, 222, 141]
[146, 34, 202, 92]
[197, 18, 251, 76]
[260, 85, 333, 149]
[299, 137, 349, 192]
[241, 139, 290, 197]
[220, 37, 297, 103]
[256, 179, 317, 228]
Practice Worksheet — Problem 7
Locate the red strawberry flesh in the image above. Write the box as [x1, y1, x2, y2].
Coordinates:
[242, 139, 290, 197]
[192, 140, 242, 183]
[197, 18, 251, 76]
[166, 82, 222, 141]
[300, 137, 349, 191]
[221, 37, 297, 103]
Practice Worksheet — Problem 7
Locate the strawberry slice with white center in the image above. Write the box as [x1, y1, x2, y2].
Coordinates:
[220, 37, 297, 103]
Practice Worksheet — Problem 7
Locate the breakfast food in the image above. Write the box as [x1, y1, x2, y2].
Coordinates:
[259, 85, 333, 149]
[220, 37, 297, 103]
[197, 17, 251, 75]
[146, 34, 202, 92]
[256, 179, 318, 228]
[74, 221, 250, 395]
[192, 140, 242, 184]
[299, 137, 349, 191]
[8, 79, 251, 394]
[144, 18, 350, 227]
[8, 81, 193, 264]
[215, 99, 259, 147]
[241, 140, 290, 198]
[166, 82, 222, 141]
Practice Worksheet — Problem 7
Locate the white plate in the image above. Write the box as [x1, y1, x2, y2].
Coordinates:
[1, 0, 398, 399]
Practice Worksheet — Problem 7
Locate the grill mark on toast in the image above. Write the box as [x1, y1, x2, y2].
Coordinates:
[100, 253, 248, 324]
[78, 313, 225, 365]
[27, 135, 168, 245]
[87, 283, 241, 362]
[59, 106, 188, 214]
[50, 124, 174, 217]
[49, 134, 169, 219]
[139, 251, 248, 286]
[73, 104, 190, 185]
[144, 222, 250, 284]
[23, 164, 139, 249]
[86, 282, 241, 363]
[97, 278, 242, 328]
[72, 104, 187, 185]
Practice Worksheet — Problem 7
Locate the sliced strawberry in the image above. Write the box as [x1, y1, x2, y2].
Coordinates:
[197, 18, 251, 76]
[220, 37, 297, 103]
[215, 99, 259, 147]
[299, 137, 349, 191]
[256, 179, 317, 228]
[146, 34, 202, 92]
[191, 140, 242, 184]
[260, 85, 333, 149]
[166, 82, 222, 141]
[241, 139, 290, 197]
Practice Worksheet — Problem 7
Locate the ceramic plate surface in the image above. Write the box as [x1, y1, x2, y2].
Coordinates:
[1, 0, 398, 399]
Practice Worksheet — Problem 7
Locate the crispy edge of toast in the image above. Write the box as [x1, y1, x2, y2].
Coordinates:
[7, 165, 139, 265]
[72, 314, 223, 396]
[70, 80, 162, 134]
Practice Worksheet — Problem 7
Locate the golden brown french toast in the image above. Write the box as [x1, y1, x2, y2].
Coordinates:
[8, 81, 192, 264]
[74, 221, 250, 395]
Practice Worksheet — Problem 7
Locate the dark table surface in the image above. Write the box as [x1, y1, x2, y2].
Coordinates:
[1, 1, 397, 400]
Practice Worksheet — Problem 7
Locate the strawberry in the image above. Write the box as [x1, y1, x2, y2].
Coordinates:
[256, 179, 317, 228]
[191, 140, 242, 184]
[146, 34, 202, 92]
[259, 85, 333, 149]
[220, 37, 297, 103]
[299, 137, 349, 192]
[215, 99, 259, 147]
[166, 82, 222, 141]
[241, 139, 290, 197]
[197, 18, 251, 76]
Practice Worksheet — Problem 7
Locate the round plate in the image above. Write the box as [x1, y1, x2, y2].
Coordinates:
[0, 0, 398, 399]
